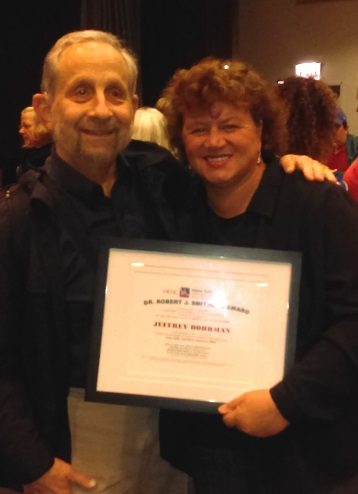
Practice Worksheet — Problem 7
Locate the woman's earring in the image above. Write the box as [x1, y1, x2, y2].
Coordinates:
[257, 151, 262, 164]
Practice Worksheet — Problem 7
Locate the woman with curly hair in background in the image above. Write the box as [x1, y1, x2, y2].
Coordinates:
[276, 76, 337, 162]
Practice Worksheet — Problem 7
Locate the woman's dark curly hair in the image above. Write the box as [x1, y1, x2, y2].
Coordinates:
[158, 57, 288, 162]
[276, 76, 337, 161]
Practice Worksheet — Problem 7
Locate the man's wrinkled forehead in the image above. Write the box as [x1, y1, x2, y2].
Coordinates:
[55, 41, 132, 89]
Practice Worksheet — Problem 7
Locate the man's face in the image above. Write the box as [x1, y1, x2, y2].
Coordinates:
[46, 41, 137, 170]
[182, 102, 262, 191]
[335, 123, 348, 148]
[19, 112, 36, 147]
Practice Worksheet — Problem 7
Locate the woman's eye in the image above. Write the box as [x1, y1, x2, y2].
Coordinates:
[191, 128, 206, 135]
[222, 124, 238, 131]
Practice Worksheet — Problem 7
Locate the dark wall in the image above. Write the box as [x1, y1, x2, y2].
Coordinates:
[0, 0, 235, 185]
[140, 0, 235, 106]
[0, 1, 80, 185]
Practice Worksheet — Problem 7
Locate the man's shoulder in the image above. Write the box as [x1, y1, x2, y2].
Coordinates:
[122, 139, 189, 191]
[122, 139, 181, 170]
[121, 140, 191, 207]
[0, 169, 49, 232]
[1, 171, 37, 206]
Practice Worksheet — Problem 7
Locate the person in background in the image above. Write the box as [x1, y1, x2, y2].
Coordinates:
[276, 76, 337, 162]
[327, 107, 358, 174]
[275, 77, 348, 189]
[132, 106, 174, 153]
[0, 29, 338, 494]
[17, 106, 52, 174]
[344, 157, 358, 202]
[158, 57, 358, 494]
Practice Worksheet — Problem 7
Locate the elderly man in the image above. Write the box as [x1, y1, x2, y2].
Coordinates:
[327, 107, 358, 173]
[0, 30, 191, 494]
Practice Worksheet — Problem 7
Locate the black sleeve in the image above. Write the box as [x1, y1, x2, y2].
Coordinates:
[0, 379, 54, 486]
[271, 186, 358, 424]
[0, 190, 54, 486]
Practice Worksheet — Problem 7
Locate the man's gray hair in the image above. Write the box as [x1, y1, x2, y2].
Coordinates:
[41, 29, 138, 97]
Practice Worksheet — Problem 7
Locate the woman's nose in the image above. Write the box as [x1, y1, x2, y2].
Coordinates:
[206, 128, 225, 147]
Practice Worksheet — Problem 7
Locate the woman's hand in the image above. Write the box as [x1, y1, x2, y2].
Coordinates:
[218, 389, 289, 438]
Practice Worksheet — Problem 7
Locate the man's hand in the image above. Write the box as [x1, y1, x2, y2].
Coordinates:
[218, 389, 289, 438]
[23, 457, 96, 494]
[280, 154, 337, 183]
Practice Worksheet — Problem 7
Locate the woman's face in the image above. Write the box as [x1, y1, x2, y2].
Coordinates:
[182, 102, 262, 191]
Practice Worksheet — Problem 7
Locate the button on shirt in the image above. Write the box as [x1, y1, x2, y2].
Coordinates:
[44, 152, 157, 386]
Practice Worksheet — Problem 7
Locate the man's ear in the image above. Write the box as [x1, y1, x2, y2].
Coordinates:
[32, 93, 52, 130]
[132, 94, 139, 112]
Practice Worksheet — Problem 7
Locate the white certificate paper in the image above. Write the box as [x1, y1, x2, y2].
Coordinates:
[86, 240, 301, 412]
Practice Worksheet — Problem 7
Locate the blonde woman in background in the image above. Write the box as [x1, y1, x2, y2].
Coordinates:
[132, 106, 177, 155]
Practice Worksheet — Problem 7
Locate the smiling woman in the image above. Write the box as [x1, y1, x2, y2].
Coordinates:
[160, 57, 287, 218]
[161, 57, 287, 164]
[158, 56, 358, 494]
[181, 101, 265, 216]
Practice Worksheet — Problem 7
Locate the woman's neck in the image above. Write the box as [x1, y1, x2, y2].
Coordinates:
[207, 161, 266, 219]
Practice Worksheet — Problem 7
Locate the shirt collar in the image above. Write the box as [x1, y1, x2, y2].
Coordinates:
[44, 151, 130, 203]
[247, 155, 283, 218]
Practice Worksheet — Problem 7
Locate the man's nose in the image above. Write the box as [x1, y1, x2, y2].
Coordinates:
[90, 93, 113, 118]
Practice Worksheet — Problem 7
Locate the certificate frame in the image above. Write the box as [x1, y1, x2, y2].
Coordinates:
[86, 238, 301, 413]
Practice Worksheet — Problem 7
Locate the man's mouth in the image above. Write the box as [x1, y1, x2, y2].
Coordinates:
[82, 128, 116, 136]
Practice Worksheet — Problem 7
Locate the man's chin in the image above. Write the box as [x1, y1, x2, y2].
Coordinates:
[81, 151, 116, 166]
[78, 135, 131, 165]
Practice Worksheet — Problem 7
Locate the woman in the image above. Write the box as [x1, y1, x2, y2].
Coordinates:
[158, 57, 358, 494]
[132, 106, 174, 153]
[276, 76, 337, 162]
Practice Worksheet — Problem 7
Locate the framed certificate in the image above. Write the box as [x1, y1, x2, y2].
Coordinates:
[86, 238, 301, 413]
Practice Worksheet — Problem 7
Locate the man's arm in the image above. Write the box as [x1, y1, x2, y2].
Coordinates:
[0, 191, 54, 485]
[0, 190, 97, 494]
[24, 459, 96, 494]
[280, 154, 337, 182]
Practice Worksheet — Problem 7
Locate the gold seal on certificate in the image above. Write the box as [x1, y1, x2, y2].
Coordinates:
[86, 239, 301, 412]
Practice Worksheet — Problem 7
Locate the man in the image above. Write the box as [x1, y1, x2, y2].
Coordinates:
[17, 106, 52, 175]
[327, 107, 358, 173]
[0, 30, 336, 494]
[0, 30, 190, 494]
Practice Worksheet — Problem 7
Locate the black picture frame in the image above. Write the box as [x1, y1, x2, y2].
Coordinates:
[86, 238, 301, 413]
